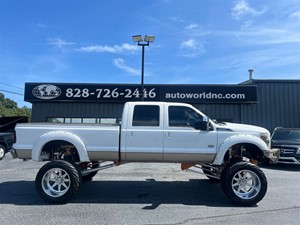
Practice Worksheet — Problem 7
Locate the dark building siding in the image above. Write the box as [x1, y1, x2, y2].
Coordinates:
[30, 79, 300, 133]
[241, 80, 300, 131]
[193, 104, 241, 123]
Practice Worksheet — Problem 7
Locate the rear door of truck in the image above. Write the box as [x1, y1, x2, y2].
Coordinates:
[121, 103, 164, 161]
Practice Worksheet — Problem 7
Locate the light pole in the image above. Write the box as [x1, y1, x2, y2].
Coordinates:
[132, 35, 155, 100]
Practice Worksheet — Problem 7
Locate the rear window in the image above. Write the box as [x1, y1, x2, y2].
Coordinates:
[132, 105, 159, 126]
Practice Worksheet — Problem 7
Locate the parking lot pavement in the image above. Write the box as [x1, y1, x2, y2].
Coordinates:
[1, 153, 300, 225]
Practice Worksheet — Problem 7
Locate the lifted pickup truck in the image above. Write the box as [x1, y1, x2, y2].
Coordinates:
[12, 102, 279, 205]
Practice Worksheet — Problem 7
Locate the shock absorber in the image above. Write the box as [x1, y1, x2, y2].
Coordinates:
[63, 147, 73, 161]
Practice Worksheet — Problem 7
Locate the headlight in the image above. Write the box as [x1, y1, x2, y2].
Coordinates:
[260, 133, 270, 146]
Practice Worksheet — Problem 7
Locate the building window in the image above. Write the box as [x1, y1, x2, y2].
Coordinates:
[71, 118, 82, 123]
[47, 118, 64, 123]
[83, 118, 97, 124]
[132, 105, 159, 126]
[47, 117, 119, 124]
[100, 118, 118, 124]
[65, 118, 71, 123]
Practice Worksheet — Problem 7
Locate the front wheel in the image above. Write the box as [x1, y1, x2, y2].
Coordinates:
[35, 160, 80, 204]
[221, 162, 267, 206]
[0, 144, 6, 160]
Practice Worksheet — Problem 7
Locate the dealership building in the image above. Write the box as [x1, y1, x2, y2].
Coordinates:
[24, 79, 300, 132]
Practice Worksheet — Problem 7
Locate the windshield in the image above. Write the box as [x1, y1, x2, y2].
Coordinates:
[272, 129, 300, 141]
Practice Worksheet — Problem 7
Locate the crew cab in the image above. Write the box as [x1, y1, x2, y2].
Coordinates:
[12, 102, 279, 205]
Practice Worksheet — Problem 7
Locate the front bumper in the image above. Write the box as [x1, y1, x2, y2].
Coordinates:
[277, 156, 300, 165]
[263, 148, 280, 163]
[271, 145, 300, 165]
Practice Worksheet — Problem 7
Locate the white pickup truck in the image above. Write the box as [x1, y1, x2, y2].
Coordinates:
[12, 102, 279, 205]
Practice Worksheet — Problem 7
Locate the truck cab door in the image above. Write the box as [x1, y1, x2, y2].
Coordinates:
[122, 104, 164, 161]
[163, 105, 217, 163]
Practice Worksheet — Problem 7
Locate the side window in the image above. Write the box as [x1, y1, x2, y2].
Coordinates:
[169, 106, 203, 127]
[132, 105, 160, 126]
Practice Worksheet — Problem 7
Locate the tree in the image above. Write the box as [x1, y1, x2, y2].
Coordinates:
[0, 92, 31, 120]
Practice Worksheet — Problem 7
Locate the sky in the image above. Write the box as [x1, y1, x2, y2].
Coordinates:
[0, 0, 300, 107]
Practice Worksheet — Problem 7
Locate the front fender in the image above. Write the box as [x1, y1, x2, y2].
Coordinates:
[32, 131, 90, 162]
[212, 134, 269, 165]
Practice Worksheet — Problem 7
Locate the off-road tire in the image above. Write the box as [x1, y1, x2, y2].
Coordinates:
[221, 161, 267, 206]
[35, 160, 80, 204]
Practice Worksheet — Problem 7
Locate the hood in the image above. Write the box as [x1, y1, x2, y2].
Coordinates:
[215, 122, 269, 134]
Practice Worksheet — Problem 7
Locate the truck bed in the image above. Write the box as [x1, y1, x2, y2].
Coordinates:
[14, 123, 120, 161]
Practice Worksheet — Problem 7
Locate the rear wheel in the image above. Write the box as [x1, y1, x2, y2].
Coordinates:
[0, 144, 6, 160]
[35, 160, 80, 204]
[221, 161, 267, 206]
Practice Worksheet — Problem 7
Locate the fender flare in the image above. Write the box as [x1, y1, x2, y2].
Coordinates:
[32, 131, 90, 162]
[213, 134, 269, 165]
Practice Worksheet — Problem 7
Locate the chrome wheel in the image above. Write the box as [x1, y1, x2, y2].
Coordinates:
[221, 162, 267, 206]
[41, 168, 71, 198]
[36, 160, 80, 203]
[231, 169, 261, 199]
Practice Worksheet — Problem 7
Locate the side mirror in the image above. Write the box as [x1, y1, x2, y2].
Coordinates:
[194, 121, 209, 131]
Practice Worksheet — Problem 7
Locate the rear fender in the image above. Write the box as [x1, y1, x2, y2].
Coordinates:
[32, 131, 89, 162]
[213, 134, 268, 165]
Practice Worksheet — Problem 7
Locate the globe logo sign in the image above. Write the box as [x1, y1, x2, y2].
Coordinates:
[32, 84, 61, 100]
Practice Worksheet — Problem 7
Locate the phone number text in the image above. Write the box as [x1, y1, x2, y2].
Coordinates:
[65, 88, 157, 99]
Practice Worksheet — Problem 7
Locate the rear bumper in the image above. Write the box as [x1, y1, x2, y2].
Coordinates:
[263, 148, 280, 163]
[9, 148, 31, 159]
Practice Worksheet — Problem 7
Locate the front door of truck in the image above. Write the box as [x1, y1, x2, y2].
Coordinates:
[163, 105, 217, 162]
[123, 105, 164, 161]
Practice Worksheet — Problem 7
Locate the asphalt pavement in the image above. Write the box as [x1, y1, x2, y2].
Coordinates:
[1, 153, 300, 225]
